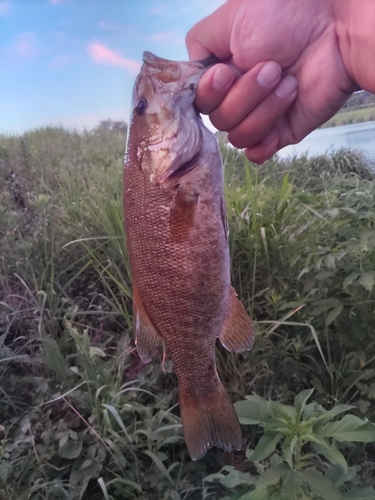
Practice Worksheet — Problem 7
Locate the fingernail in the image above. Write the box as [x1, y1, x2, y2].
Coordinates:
[260, 128, 278, 146]
[275, 75, 297, 98]
[256, 61, 281, 87]
[212, 65, 233, 92]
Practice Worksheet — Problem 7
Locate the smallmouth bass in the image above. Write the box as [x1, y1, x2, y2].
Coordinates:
[123, 52, 254, 460]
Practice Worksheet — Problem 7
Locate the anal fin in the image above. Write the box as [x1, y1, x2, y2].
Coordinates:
[219, 287, 254, 352]
[132, 285, 164, 363]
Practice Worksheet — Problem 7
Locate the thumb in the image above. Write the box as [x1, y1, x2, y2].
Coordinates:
[185, 1, 239, 61]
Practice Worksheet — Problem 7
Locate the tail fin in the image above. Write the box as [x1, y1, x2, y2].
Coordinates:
[179, 381, 243, 460]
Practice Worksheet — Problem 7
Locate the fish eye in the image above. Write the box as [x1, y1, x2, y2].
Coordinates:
[189, 83, 195, 90]
[135, 96, 148, 116]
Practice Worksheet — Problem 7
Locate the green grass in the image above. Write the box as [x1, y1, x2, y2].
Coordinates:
[1, 125, 375, 499]
[322, 105, 375, 128]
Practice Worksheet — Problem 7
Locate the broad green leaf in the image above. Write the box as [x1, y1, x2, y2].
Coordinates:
[0, 462, 10, 483]
[358, 272, 375, 293]
[204, 466, 256, 488]
[58, 437, 82, 459]
[315, 271, 335, 280]
[343, 272, 361, 288]
[303, 402, 355, 431]
[280, 469, 303, 499]
[360, 229, 375, 247]
[319, 415, 375, 442]
[250, 432, 283, 462]
[325, 464, 357, 488]
[310, 298, 342, 318]
[235, 395, 275, 425]
[239, 464, 290, 500]
[325, 254, 336, 269]
[43, 336, 72, 384]
[311, 439, 348, 471]
[281, 435, 296, 469]
[271, 401, 297, 421]
[313, 405, 355, 429]
[326, 303, 344, 325]
[263, 424, 292, 435]
[296, 468, 343, 500]
[342, 488, 375, 499]
[294, 388, 314, 413]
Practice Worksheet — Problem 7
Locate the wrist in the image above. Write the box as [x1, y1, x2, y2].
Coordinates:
[334, 0, 375, 93]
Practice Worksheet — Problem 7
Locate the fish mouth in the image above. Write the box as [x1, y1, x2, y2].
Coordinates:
[137, 52, 217, 186]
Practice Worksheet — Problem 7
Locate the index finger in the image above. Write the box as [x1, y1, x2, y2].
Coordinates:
[185, 1, 240, 60]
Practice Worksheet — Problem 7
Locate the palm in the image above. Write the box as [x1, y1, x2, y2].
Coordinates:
[274, 32, 354, 148]
[187, 0, 356, 161]
[229, 0, 354, 148]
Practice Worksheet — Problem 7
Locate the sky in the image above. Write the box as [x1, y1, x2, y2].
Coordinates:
[0, 0, 226, 134]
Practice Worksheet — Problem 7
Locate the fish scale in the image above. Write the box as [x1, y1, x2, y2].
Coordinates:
[124, 51, 254, 460]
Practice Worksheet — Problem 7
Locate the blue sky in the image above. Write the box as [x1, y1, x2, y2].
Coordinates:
[0, 0, 225, 134]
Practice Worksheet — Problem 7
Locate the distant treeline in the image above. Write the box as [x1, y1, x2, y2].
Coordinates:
[339, 90, 375, 112]
[322, 90, 375, 128]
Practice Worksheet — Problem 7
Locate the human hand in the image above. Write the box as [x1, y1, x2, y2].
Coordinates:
[186, 0, 357, 163]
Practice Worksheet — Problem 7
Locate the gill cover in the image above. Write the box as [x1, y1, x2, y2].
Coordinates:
[132, 52, 211, 185]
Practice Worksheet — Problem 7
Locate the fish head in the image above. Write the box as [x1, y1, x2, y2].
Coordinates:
[131, 51, 214, 185]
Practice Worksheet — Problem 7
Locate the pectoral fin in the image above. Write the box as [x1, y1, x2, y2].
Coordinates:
[133, 285, 164, 363]
[219, 287, 254, 352]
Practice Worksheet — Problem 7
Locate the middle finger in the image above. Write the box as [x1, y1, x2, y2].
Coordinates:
[210, 61, 282, 131]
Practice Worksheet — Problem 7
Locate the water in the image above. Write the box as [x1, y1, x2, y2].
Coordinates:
[278, 121, 375, 161]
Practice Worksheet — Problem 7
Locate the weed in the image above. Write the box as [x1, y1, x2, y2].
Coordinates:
[1, 126, 374, 498]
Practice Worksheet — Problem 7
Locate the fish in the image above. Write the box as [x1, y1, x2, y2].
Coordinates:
[123, 51, 254, 460]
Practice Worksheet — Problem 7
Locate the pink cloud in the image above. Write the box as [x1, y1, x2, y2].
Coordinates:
[12, 33, 38, 58]
[95, 20, 121, 31]
[148, 31, 173, 43]
[51, 54, 79, 69]
[0, 2, 10, 16]
[147, 4, 167, 16]
[148, 31, 184, 45]
[87, 43, 141, 74]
